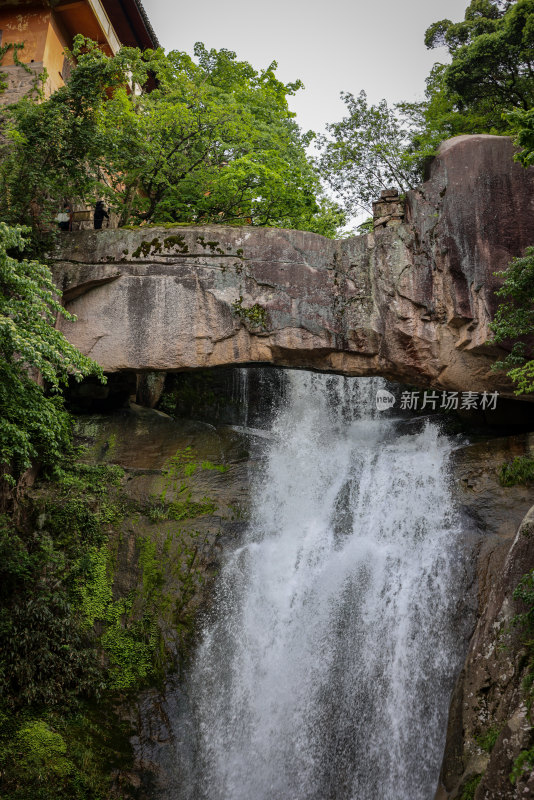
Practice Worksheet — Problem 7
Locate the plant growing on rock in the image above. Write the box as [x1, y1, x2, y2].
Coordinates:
[508, 568, 534, 784]
[499, 455, 534, 485]
[232, 296, 268, 329]
[511, 745, 534, 785]
[507, 106, 534, 165]
[490, 247, 534, 394]
[0, 459, 139, 799]
[152, 445, 228, 522]
[460, 774, 483, 800]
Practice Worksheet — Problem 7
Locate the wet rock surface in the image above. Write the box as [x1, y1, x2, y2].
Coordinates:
[76, 403, 261, 797]
[438, 433, 534, 799]
[52, 135, 534, 400]
[452, 433, 534, 539]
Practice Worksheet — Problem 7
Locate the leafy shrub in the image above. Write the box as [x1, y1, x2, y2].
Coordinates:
[0, 224, 103, 491]
[15, 720, 72, 779]
[490, 247, 534, 395]
[0, 522, 104, 710]
[0, 705, 133, 800]
[100, 599, 158, 690]
[513, 570, 534, 631]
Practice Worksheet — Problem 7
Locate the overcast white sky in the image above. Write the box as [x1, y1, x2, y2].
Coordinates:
[142, 0, 469, 135]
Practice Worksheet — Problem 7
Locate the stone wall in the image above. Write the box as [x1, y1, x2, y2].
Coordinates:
[0, 62, 42, 104]
[372, 188, 405, 229]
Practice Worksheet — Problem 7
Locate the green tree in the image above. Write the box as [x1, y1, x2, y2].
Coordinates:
[316, 91, 424, 217]
[0, 38, 344, 237]
[97, 41, 343, 233]
[507, 106, 534, 164]
[490, 247, 534, 394]
[318, 0, 534, 219]
[0, 223, 103, 489]
[0, 37, 155, 231]
[425, 0, 534, 129]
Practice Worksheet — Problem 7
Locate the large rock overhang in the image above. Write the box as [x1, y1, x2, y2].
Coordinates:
[51, 135, 534, 399]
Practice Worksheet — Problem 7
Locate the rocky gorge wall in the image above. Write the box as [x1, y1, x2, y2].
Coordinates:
[440, 436, 534, 799]
[66, 399, 259, 797]
[72, 375, 534, 800]
[52, 135, 534, 401]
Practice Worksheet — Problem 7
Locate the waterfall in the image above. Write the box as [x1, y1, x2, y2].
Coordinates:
[175, 371, 470, 800]
[231, 368, 249, 427]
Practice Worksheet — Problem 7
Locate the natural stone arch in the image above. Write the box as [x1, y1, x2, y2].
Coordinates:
[52, 136, 534, 400]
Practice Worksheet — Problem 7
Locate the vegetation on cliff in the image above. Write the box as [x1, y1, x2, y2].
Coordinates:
[0, 223, 103, 496]
[0, 212, 231, 795]
[500, 453, 534, 484]
[0, 461, 129, 799]
[508, 106, 534, 166]
[0, 434, 229, 798]
[490, 106, 534, 395]
[490, 247, 534, 394]
[508, 566, 534, 786]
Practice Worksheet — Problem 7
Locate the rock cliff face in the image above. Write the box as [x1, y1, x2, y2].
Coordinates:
[437, 434, 534, 800]
[73, 402, 258, 797]
[52, 135, 534, 399]
[437, 515, 534, 799]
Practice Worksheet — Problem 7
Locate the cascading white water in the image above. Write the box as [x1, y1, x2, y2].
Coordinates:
[177, 371, 470, 800]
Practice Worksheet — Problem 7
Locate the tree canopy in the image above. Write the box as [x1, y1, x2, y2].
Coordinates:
[315, 92, 423, 217]
[425, 0, 534, 123]
[318, 0, 534, 215]
[0, 38, 344, 237]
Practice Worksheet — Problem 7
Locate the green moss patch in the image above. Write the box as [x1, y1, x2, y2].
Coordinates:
[460, 774, 482, 800]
